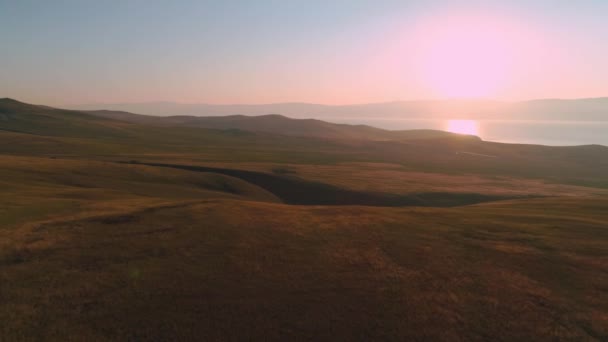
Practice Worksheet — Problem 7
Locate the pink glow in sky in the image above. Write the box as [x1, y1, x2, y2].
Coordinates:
[401, 10, 555, 99]
[412, 14, 518, 97]
[1, 2, 607, 105]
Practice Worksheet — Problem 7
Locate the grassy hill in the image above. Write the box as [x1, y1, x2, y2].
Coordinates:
[1, 98, 607, 340]
[0, 98, 133, 139]
[2, 196, 607, 340]
[85, 108, 464, 141]
[3, 98, 608, 186]
[0, 155, 280, 229]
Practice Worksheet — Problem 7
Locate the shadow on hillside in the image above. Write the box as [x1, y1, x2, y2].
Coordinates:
[120, 161, 531, 207]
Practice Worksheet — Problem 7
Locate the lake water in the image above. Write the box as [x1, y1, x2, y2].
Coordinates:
[336, 118, 608, 146]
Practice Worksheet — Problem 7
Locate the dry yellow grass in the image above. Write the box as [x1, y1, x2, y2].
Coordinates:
[3, 99, 608, 340]
[125, 159, 608, 197]
[1, 197, 607, 340]
[0, 155, 280, 230]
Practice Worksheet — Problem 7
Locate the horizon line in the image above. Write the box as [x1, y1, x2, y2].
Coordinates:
[60, 96, 608, 108]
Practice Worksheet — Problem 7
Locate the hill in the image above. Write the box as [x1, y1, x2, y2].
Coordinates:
[70, 97, 608, 121]
[85, 108, 465, 140]
[2, 98, 608, 188]
[0, 98, 132, 139]
[2, 195, 607, 340]
[1, 98, 608, 340]
[0, 97, 472, 144]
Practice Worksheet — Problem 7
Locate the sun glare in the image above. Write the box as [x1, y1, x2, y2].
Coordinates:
[410, 13, 520, 98]
[446, 120, 479, 136]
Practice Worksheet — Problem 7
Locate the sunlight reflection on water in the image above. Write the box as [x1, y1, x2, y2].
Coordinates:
[335, 118, 608, 146]
[446, 120, 480, 136]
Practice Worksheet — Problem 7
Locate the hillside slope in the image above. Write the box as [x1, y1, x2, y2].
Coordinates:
[0, 98, 133, 139]
[0, 99, 466, 141]
[85, 109, 463, 141]
[2, 98, 608, 188]
[1, 197, 607, 340]
[1, 98, 608, 341]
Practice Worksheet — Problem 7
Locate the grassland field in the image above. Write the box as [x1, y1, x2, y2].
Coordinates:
[1, 99, 607, 340]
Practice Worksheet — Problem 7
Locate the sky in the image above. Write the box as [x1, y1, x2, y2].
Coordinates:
[1, 0, 607, 106]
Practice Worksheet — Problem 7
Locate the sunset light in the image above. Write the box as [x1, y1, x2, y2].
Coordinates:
[1, 1, 608, 340]
[409, 12, 534, 99]
[446, 119, 479, 135]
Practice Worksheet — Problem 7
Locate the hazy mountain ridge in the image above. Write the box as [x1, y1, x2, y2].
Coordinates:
[69, 98, 608, 121]
[85, 108, 468, 141]
[2, 98, 608, 187]
[0, 98, 469, 141]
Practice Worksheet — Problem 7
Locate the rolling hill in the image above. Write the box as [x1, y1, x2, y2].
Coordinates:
[1, 98, 608, 340]
[2, 190, 607, 340]
[1, 97, 473, 142]
[85, 109, 467, 140]
[2, 98, 608, 187]
[70, 97, 608, 121]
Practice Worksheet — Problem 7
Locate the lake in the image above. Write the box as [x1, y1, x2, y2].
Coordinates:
[335, 118, 608, 146]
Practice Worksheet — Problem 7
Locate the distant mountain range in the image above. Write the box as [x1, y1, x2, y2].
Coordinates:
[85, 109, 464, 141]
[0, 98, 467, 142]
[69, 98, 608, 121]
[2, 98, 607, 188]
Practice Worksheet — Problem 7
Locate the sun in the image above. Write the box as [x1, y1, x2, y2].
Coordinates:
[410, 13, 515, 98]
[446, 120, 479, 135]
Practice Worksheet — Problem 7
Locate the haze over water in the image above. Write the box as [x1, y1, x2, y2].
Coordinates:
[335, 118, 608, 146]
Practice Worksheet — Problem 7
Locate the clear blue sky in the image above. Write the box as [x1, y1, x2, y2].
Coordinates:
[1, 0, 607, 105]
